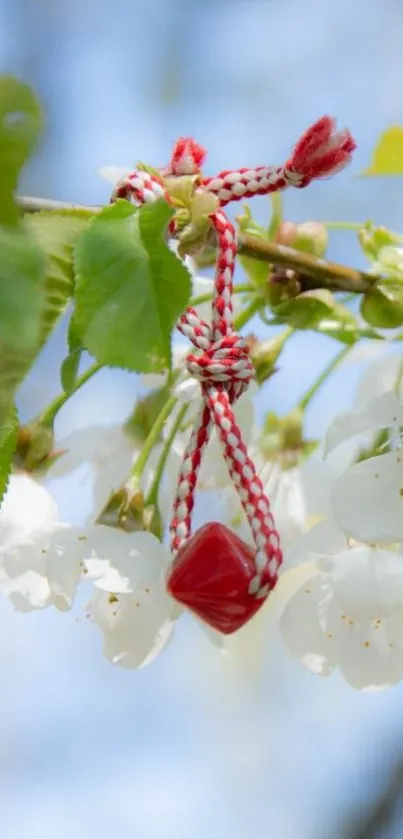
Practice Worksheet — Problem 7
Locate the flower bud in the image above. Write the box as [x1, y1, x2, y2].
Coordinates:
[275, 221, 298, 247]
[260, 408, 317, 468]
[97, 485, 163, 538]
[267, 268, 302, 308]
[375, 245, 403, 277]
[247, 333, 286, 385]
[359, 223, 398, 261]
[293, 222, 328, 257]
[15, 422, 55, 474]
[276, 220, 328, 257]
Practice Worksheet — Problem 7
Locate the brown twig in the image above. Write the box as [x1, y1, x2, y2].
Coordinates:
[17, 196, 380, 295]
[238, 233, 378, 294]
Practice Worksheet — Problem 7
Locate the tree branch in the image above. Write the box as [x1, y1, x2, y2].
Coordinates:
[238, 233, 377, 294]
[17, 196, 380, 295]
[17, 196, 102, 213]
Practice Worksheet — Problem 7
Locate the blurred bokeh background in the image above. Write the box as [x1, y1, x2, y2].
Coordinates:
[2, 0, 403, 837]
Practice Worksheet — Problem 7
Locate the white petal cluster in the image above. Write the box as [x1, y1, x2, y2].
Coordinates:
[0, 475, 224, 667]
[278, 354, 403, 690]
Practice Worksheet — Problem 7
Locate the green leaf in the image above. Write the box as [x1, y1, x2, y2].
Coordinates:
[60, 316, 85, 392]
[273, 289, 335, 328]
[361, 279, 403, 327]
[0, 226, 45, 423]
[362, 127, 403, 176]
[74, 200, 192, 372]
[60, 349, 82, 393]
[0, 404, 18, 504]
[24, 209, 91, 346]
[239, 253, 269, 288]
[0, 76, 42, 226]
[315, 303, 359, 345]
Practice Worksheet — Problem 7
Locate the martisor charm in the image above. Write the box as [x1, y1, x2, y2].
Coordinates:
[167, 522, 269, 634]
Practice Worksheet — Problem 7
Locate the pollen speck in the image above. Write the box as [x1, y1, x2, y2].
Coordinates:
[108, 593, 118, 604]
[304, 589, 311, 594]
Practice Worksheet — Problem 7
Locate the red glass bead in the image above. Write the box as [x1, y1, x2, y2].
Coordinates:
[166, 522, 267, 635]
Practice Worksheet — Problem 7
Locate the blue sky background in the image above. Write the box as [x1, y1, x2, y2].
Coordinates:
[2, 0, 403, 837]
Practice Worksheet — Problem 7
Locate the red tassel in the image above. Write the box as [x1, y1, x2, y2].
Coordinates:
[164, 137, 207, 176]
[286, 116, 356, 186]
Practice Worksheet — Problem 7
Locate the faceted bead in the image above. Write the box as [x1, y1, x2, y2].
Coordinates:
[166, 522, 268, 634]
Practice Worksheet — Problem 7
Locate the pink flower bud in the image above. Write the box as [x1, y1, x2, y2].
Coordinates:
[275, 221, 298, 247]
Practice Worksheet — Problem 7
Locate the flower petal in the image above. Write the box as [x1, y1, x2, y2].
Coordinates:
[355, 354, 403, 409]
[332, 451, 403, 543]
[88, 586, 173, 668]
[324, 391, 403, 456]
[98, 165, 131, 184]
[84, 526, 172, 592]
[284, 519, 347, 569]
[0, 474, 59, 552]
[0, 570, 51, 612]
[279, 573, 334, 677]
[45, 528, 86, 610]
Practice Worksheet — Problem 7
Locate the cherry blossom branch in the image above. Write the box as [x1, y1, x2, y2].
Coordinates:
[238, 233, 378, 294]
[17, 196, 381, 295]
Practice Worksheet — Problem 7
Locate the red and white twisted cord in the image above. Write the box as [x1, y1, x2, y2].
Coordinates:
[113, 114, 356, 600]
[171, 211, 282, 597]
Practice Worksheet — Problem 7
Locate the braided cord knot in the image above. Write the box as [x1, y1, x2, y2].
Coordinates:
[186, 334, 254, 402]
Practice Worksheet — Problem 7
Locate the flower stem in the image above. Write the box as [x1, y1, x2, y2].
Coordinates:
[145, 402, 189, 508]
[233, 296, 263, 330]
[299, 346, 351, 411]
[130, 395, 178, 488]
[39, 362, 104, 428]
[322, 220, 403, 244]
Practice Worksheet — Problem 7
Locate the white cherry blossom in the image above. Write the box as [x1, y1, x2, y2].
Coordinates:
[324, 390, 403, 456]
[0, 474, 87, 612]
[354, 352, 403, 409]
[84, 526, 224, 667]
[279, 522, 403, 690]
[0, 473, 59, 549]
[85, 526, 176, 668]
[47, 422, 137, 514]
[332, 450, 403, 544]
